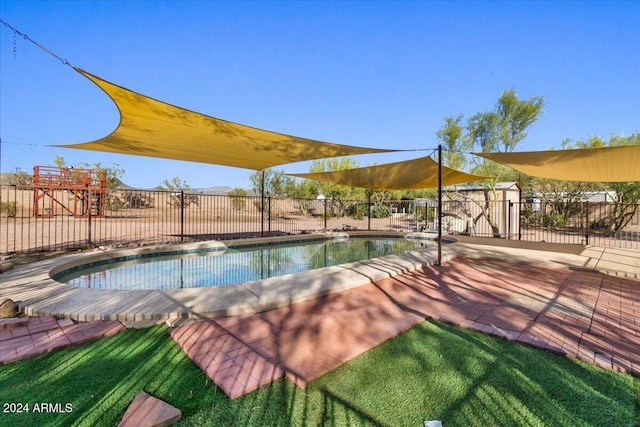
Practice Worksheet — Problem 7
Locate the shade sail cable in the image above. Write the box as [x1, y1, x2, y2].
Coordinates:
[0, 19, 74, 68]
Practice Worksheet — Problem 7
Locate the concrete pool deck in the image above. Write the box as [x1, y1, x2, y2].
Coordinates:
[1, 236, 638, 322]
[1, 236, 639, 398]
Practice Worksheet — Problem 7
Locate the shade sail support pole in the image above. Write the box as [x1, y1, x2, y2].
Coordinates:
[261, 170, 265, 237]
[437, 144, 442, 267]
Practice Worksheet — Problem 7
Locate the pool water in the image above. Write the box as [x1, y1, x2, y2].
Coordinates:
[55, 237, 436, 290]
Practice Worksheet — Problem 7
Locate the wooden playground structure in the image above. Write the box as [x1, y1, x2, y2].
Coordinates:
[32, 166, 107, 218]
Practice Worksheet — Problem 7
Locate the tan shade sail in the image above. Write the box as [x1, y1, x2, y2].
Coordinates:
[56, 68, 397, 170]
[289, 156, 487, 190]
[476, 145, 640, 182]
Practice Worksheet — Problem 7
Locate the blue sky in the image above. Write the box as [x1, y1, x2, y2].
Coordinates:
[1, 1, 638, 189]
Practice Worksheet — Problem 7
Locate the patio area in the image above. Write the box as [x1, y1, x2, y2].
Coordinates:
[2, 238, 639, 400]
[169, 251, 640, 399]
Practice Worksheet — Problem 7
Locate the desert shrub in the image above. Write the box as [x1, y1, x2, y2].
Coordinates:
[0, 201, 18, 217]
[227, 189, 247, 210]
[370, 205, 391, 218]
[543, 213, 567, 227]
[345, 203, 391, 219]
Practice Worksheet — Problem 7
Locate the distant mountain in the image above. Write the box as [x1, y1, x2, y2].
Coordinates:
[115, 183, 257, 196]
[196, 186, 234, 195]
[115, 182, 137, 190]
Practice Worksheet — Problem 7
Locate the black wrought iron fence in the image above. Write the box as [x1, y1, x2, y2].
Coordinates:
[1, 185, 639, 254]
[519, 200, 640, 249]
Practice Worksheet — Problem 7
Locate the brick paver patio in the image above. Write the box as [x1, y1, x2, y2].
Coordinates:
[0, 315, 125, 365]
[2, 253, 638, 401]
[170, 257, 640, 399]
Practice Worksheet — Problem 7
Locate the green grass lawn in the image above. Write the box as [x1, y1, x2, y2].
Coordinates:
[1, 320, 638, 427]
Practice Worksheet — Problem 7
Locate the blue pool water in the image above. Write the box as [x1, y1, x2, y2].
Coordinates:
[54, 237, 437, 290]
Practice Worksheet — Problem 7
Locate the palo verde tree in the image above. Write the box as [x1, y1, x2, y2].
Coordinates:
[602, 133, 640, 234]
[522, 138, 599, 226]
[439, 89, 544, 237]
[523, 133, 640, 232]
[285, 177, 320, 215]
[308, 157, 365, 217]
[249, 168, 293, 198]
[249, 168, 295, 216]
[3, 167, 32, 185]
[436, 114, 467, 171]
[227, 188, 248, 210]
[53, 156, 125, 189]
[161, 176, 199, 208]
[567, 133, 640, 234]
[51, 156, 128, 211]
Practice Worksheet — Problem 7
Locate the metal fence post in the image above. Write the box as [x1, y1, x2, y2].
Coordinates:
[508, 201, 513, 239]
[367, 192, 372, 231]
[268, 196, 272, 235]
[87, 188, 92, 248]
[324, 198, 328, 230]
[518, 201, 522, 241]
[180, 190, 185, 242]
[585, 201, 589, 246]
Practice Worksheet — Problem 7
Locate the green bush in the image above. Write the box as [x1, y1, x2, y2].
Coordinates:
[543, 213, 567, 227]
[227, 188, 247, 210]
[0, 201, 18, 217]
[345, 203, 391, 219]
[370, 204, 391, 218]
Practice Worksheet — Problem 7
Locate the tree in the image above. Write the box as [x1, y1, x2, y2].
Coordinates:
[227, 188, 247, 210]
[308, 158, 365, 217]
[469, 91, 543, 236]
[54, 156, 66, 168]
[594, 133, 640, 234]
[3, 167, 32, 185]
[496, 89, 544, 152]
[436, 115, 467, 170]
[437, 89, 544, 237]
[52, 156, 125, 189]
[161, 176, 199, 208]
[286, 178, 320, 215]
[79, 161, 124, 189]
[249, 169, 293, 198]
[249, 169, 294, 216]
[522, 138, 599, 225]
[522, 133, 640, 234]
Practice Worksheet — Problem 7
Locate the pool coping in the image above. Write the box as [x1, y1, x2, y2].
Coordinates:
[2, 233, 637, 322]
[1, 231, 450, 322]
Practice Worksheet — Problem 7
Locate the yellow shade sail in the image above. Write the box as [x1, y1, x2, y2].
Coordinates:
[476, 145, 640, 182]
[56, 68, 397, 170]
[289, 156, 488, 190]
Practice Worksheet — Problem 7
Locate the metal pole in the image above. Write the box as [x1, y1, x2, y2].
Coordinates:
[518, 174, 522, 240]
[585, 201, 589, 246]
[508, 201, 513, 239]
[261, 170, 265, 237]
[437, 144, 442, 266]
[324, 198, 328, 230]
[268, 195, 272, 235]
[87, 187, 92, 248]
[180, 190, 185, 242]
[367, 191, 372, 231]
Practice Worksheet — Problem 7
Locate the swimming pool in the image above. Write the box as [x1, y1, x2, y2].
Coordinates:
[53, 236, 438, 291]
